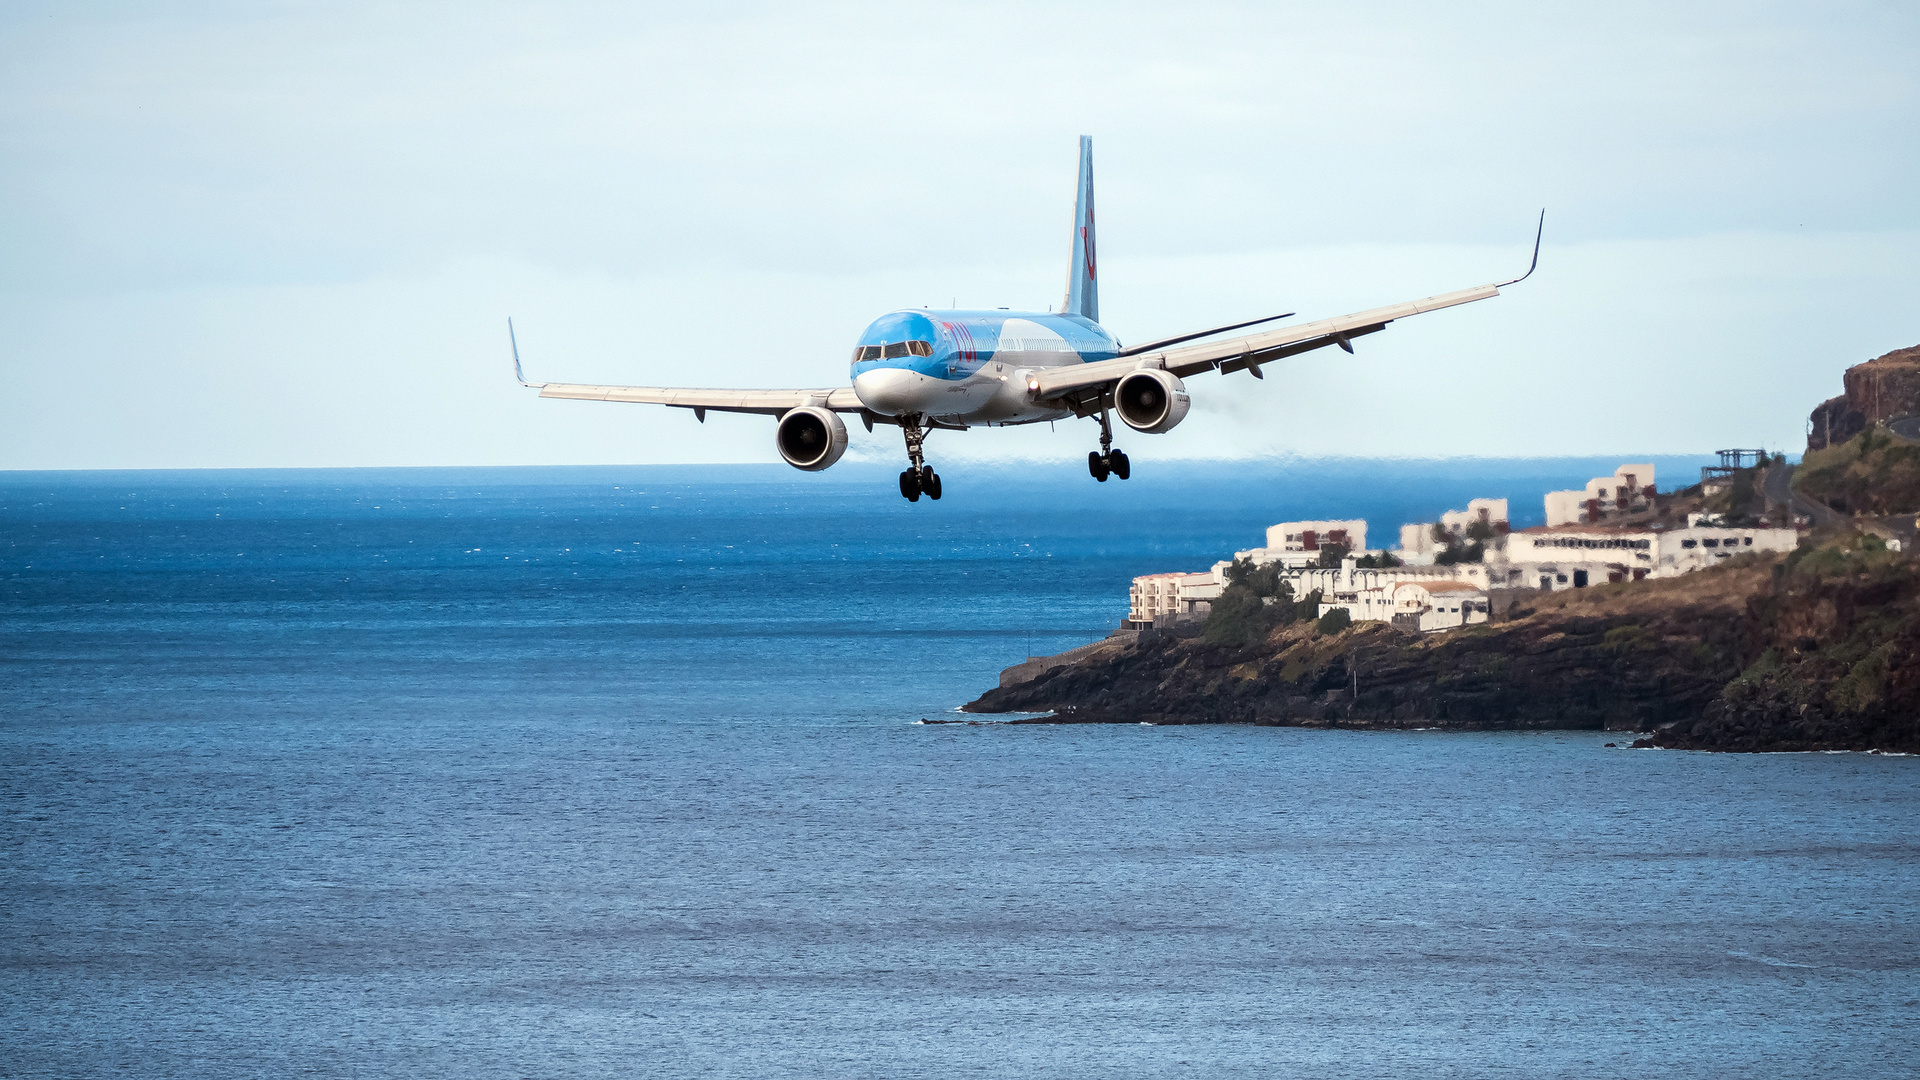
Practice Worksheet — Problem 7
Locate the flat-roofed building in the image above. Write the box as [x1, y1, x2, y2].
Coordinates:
[1508, 523, 1661, 589]
[1656, 525, 1798, 574]
[1545, 464, 1657, 526]
[1508, 522, 1797, 590]
[1128, 571, 1218, 625]
[1238, 519, 1370, 568]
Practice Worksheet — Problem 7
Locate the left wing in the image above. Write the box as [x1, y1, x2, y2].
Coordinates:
[1028, 282, 1496, 407]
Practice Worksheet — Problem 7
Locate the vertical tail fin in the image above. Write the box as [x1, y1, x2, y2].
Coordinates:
[1063, 135, 1097, 322]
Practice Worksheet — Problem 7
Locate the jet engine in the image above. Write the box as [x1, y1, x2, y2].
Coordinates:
[775, 406, 849, 471]
[1114, 369, 1190, 434]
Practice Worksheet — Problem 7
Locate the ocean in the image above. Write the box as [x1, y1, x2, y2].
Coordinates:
[3, 459, 1915, 1077]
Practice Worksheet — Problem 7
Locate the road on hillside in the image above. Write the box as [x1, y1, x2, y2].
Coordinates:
[1764, 463, 1846, 527]
[1888, 415, 1920, 443]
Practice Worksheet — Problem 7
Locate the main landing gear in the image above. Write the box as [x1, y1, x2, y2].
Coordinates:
[897, 415, 942, 502]
[1087, 408, 1131, 482]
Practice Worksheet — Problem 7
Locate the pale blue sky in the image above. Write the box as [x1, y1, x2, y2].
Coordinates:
[2, 1, 1916, 468]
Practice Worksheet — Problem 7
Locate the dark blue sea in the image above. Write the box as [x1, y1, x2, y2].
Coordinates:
[4, 459, 1915, 1078]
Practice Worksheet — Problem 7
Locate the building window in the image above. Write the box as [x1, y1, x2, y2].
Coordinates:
[1743, 537, 1753, 546]
[1681, 539, 1697, 549]
[1703, 539, 1719, 548]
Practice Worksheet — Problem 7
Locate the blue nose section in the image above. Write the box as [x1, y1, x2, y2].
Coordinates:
[850, 311, 947, 380]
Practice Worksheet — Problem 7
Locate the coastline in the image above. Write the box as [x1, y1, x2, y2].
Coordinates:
[966, 546, 1920, 754]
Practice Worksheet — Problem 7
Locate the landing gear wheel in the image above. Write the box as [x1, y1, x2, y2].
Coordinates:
[899, 469, 922, 502]
[1089, 451, 1110, 482]
[1109, 450, 1130, 480]
[921, 466, 943, 501]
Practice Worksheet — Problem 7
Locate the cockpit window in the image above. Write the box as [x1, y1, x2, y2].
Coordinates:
[853, 340, 933, 362]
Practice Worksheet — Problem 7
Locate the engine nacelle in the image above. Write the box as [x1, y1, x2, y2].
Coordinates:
[1114, 369, 1190, 434]
[775, 406, 849, 471]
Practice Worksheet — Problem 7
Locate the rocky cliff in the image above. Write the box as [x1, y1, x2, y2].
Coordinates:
[1807, 343, 1920, 452]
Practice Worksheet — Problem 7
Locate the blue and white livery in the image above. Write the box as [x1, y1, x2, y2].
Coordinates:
[513, 137, 1541, 501]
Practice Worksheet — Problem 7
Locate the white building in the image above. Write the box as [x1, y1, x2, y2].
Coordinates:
[1236, 519, 1370, 568]
[1314, 569, 1492, 633]
[1656, 525, 1799, 575]
[1392, 581, 1490, 632]
[1400, 498, 1510, 561]
[1128, 571, 1219, 625]
[1544, 464, 1656, 526]
[1505, 523, 1797, 590]
[1308, 561, 1495, 627]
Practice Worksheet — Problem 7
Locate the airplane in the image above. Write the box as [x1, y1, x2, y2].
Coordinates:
[511, 136, 1541, 502]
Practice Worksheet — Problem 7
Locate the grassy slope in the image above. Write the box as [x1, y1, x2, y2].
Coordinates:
[1793, 427, 1920, 516]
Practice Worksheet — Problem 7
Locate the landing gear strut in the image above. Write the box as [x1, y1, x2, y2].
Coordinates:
[1087, 408, 1130, 482]
[897, 415, 942, 502]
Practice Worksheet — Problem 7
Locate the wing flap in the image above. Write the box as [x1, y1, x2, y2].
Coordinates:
[537, 384, 864, 415]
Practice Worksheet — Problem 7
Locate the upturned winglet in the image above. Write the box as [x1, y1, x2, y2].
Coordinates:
[509, 317, 544, 388]
[1498, 210, 1546, 288]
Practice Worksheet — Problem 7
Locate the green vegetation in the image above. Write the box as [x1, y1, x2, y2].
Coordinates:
[1727, 530, 1920, 720]
[1315, 608, 1352, 635]
[1204, 558, 1324, 647]
[1601, 624, 1654, 654]
[1793, 426, 1920, 515]
[1424, 519, 1489, 565]
[1353, 551, 1402, 568]
[1713, 468, 1762, 522]
[1315, 541, 1352, 568]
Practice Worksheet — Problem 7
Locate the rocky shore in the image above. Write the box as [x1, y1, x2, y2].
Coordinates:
[967, 535, 1920, 754]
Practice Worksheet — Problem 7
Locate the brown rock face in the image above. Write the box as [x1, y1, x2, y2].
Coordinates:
[1808, 344, 1920, 452]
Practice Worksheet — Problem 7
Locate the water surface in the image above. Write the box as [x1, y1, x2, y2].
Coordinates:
[4, 461, 1913, 1077]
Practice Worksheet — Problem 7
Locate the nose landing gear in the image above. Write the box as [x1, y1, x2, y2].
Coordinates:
[1087, 408, 1131, 482]
[897, 415, 942, 502]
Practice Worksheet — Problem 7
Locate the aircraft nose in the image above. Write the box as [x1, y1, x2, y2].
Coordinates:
[853, 367, 922, 416]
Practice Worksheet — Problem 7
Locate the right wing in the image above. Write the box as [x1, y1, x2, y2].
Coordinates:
[509, 319, 862, 417]
[534, 382, 864, 416]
